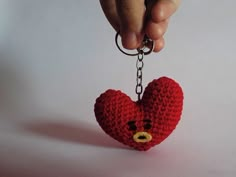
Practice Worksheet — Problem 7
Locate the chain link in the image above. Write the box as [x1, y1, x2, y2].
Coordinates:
[136, 50, 144, 101]
[115, 31, 154, 101]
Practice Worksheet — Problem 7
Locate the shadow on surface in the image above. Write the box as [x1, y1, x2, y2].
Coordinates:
[24, 119, 127, 149]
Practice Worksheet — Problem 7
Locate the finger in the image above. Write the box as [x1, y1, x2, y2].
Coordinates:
[153, 37, 165, 52]
[100, 0, 120, 31]
[145, 19, 169, 40]
[115, 0, 146, 49]
[151, 0, 181, 22]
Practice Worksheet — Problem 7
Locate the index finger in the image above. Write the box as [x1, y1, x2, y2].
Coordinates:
[151, 0, 181, 22]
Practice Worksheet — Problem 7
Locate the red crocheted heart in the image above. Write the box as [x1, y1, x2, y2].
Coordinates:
[94, 77, 183, 151]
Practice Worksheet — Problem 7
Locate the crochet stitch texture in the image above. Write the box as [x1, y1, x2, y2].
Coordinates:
[94, 77, 183, 151]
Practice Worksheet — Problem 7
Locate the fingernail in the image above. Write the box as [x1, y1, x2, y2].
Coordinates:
[121, 32, 138, 49]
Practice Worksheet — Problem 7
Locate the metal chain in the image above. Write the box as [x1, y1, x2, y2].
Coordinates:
[115, 31, 154, 101]
[135, 50, 144, 101]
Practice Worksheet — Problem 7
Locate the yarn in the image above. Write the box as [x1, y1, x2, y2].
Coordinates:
[94, 77, 184, 151]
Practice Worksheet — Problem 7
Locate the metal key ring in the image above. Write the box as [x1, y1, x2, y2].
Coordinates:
[115, 31, 155, 56]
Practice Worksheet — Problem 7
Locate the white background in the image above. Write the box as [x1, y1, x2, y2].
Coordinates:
[0, 0, 236, 176]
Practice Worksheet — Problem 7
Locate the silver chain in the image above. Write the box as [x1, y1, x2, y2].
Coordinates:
[115, 32, 155, 101]
[135, 50, 144, 101]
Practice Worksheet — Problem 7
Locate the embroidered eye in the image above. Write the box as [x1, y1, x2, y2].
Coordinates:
[143, 119, 152, 130]
[128, 121, 137, 131]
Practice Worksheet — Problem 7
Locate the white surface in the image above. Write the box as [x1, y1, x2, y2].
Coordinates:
[0, 0, 236, 176]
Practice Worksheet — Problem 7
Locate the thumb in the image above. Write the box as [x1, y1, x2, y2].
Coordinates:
[116, 0, 146, 49]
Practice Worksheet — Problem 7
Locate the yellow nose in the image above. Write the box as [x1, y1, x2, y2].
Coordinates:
[133, 132, 152, 143]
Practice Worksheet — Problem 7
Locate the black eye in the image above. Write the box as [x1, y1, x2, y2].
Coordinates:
[144, 123, 152, 130]
[143, 119, 152, 130]
[128, 121, 137, 131]
[129, 124, 137, 131]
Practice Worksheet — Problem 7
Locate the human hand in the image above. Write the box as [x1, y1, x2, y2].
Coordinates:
[100, 0, 180, 52]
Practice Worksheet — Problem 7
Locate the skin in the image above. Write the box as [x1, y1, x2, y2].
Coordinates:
[100, 0, 181, 52]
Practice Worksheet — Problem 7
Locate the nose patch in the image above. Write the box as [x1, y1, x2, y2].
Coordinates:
[133, 132, 152, 143]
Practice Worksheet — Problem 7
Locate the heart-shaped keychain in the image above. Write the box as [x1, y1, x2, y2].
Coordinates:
[94, 33, 184, 151]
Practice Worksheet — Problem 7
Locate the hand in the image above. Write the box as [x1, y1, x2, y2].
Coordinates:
[100, 0, 180, 52]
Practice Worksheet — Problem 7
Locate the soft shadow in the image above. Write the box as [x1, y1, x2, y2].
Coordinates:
[24, 119, 127, 149]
